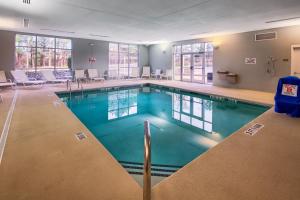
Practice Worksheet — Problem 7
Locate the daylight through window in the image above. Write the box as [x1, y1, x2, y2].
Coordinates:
[15, 34, 72, 70]
[109, 43, 138, 78]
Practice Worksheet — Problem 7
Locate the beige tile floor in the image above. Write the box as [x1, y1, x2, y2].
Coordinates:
[0, 89, 14, 138]
[0, 80, 299, 200]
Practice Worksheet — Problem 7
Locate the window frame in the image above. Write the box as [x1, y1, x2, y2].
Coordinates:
[172, 42, 214, 84]
[15, 34, 72, 71]
[109, 43, 139, 78]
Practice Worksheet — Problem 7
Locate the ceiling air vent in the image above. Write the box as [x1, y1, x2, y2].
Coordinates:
[23, 0, 31, 4]
[255, 32, 277, 41]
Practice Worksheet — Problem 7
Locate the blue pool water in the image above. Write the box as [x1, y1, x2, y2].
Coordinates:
[58, 84, 269, 176]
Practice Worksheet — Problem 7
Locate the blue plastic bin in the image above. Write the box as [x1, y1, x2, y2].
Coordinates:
[274, 76, 300, 117]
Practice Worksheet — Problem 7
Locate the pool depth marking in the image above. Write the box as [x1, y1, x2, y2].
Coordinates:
[244, 123, 264, 136]
[75, 132, 87, 141]
[0, 90, 18, 165]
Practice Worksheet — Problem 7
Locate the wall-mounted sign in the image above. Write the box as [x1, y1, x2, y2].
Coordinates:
[245, 58, 256, 64]
[282, 84, 298, 97]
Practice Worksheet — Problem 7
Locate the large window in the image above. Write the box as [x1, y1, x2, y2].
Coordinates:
[15, 34, 72, 70]
[109, 43, 138, 78]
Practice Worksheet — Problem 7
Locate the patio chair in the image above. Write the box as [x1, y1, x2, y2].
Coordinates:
[151, 69, 162, 79]
[141, 66, 150, 79]
[87, 69, 104, 81]
[161, 69, 172, 80]
[129, 68, 140, 79]
[74, 69, 87, 82]
[41, 70, 69, 83]
[11, 70, 45, 86]
[0, 70, 15, 88]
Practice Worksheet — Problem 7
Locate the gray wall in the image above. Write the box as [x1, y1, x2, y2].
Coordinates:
[148, 43, 172, 72]
[149, 25, 300, 92]
[139, 45, 149, 70]
[0, 30, 15, 71]
[72, 38, 109, 75]
[2, 25, 300, 92]
[0, 30, 149, 75]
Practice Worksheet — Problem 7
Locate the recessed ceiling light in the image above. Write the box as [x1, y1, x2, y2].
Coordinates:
[40, 28, 75, 34]
[89, 34, 109, 38]
[265, 16, 300, 23]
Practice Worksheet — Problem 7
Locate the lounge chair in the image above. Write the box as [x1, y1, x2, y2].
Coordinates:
[161, 69, 172, 80]
[74, 69, 87, 82]
[141, 66, 150, 79]
[0, 70, 15, 88]
[41, 70, 69, 83]
[151, 69, 162, 79]
[87, 69, 104, 81]
[129, 68, 140, 79]
[11, 70, 45, 86]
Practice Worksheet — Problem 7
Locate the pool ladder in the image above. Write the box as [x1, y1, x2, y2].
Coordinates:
[67, 80, 72, 100]
[67, 79, 84, 99]
[78, 79, 84, 96]
[144, 121, 151, 200]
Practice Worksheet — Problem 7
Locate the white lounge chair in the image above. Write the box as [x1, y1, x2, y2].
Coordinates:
[0, 70, 15, 88]
[151, 69, 162, 79]
[141, 66, 150, 79]
[87, 69, 104, 81]
[129, 68, 140, 79]
[41, 70, 69, 83]
[74, 69, 87, 82]
[161, 69, 173, 80]
[11, 70, 45, 86]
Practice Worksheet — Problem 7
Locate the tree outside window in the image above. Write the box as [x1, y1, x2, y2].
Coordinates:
[15, 34, 72, 70]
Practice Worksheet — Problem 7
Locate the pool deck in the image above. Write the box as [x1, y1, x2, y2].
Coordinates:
[0, 80, 299, 200]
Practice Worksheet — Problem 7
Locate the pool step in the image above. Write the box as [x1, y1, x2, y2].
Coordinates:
[118, 160, 182, 177]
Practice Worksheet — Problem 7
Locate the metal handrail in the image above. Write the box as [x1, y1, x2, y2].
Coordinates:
[76, 79, 84, 96]
[66, 79, 70, 90]
[80, 81, 84, 96]
[69, 83, 72, 100]
[143, 120, 151, 200]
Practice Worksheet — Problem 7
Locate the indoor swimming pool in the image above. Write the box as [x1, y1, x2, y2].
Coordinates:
[58, 84, 270, 178]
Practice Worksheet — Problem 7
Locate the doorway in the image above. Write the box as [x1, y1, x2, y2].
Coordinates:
[173, 43, 214, 84]
[291, 45, 300, 78]
[181, 53, 206, 83]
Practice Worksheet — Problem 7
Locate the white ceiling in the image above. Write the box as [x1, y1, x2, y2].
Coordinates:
[0, 0, 300, 44]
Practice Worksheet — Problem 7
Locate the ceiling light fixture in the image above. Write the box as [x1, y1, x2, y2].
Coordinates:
[190, 31, 210, 36]
[40, 28, 75, 34]
[89, 34, 109, 38]
[265, 16, 300, 23]
[23, 18, 29, 28]
[22, 0, 31, 4]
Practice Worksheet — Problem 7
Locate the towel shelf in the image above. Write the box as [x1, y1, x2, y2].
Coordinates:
[217, 70, 238, 84]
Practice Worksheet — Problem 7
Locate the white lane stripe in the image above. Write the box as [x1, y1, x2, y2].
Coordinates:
[0, 91, 18, 165]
